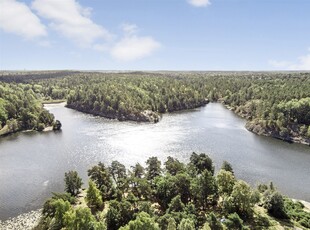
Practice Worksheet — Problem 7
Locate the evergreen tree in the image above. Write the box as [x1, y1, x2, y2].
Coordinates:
[178, 218, 195, 230]
[88, 162, 115, 200]
[216, 169, 235, 196]
[119, 212, 159, 230]
[85, 180, 103, 210]
[221, 161, 234, 174]
[64, 170, 83, 196]
[146, 157, 162, 181]
[167, 217, 177, 230]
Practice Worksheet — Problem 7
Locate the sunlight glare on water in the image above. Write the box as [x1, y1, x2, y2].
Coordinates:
[0, 103, 309, 220]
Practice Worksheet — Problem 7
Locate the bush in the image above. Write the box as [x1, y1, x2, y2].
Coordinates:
[224, 212, 243, 229]
[264, 192, 288, 219]
[64, 171, 83, 196]
[37, 123, 45, 131]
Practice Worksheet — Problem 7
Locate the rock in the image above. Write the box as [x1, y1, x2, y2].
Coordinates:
[0, 209, 42, 230]
[140, 110, 161, 123]
[53, 120, 62, 130]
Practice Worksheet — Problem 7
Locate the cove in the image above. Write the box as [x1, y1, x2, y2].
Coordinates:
[0, 103, 309, 220]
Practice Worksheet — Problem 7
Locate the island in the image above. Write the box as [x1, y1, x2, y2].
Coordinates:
[0, 71, 309, 145]
[2, 153, 309, 229]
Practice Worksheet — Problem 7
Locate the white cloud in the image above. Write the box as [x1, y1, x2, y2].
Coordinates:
[0, 0, 47, 40]
[269, 48, 310, 70]
[188, 0, 211, 7]
[32, 0, 112, 48]
[121, 23, 138, 35]
[0, 1, 161, 61]
[111, 36, 161, 61]
[110, 24, 161, 61]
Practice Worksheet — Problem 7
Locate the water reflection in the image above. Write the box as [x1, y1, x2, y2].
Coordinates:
[0, 103, 309, 220]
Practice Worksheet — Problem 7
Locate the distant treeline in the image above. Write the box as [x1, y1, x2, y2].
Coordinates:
[34, 153, 310, 229]
[0, 71, 79, 83]
[1, 71, 309, 143]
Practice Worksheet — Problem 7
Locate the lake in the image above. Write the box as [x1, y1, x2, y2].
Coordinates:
[0, 103, 309, 220]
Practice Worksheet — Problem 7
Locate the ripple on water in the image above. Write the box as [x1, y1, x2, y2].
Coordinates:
[1, 103, 310, 220]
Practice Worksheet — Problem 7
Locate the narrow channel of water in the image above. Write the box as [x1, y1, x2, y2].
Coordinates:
[0, 103, 309, 220]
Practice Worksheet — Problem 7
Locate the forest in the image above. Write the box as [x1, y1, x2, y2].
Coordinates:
[34, 153, 310, 230]
[0, 82, 58, 135]
[0, 71, 309, 144]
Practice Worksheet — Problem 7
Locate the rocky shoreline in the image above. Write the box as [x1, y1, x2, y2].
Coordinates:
[0, 210, 42, 230]
[66, 104, 161, 123]
[66, 99, 209, 123]
[223, 104, 310, 146]
[245, 121, 310, 146]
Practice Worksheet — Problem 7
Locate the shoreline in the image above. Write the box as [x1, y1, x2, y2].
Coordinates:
[222, 104, 310, 146]
[66, 104, 161, 123]
[0, 209, 42, 230]
[245, 122, 310, 146]
[1, 199, 309, 229]
[41, 99, 66, 104]
[1, 101, 308, 146]
[0, 125, 54, 138]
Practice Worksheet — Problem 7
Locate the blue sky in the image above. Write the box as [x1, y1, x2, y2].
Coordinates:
[0, 0, 309, 70]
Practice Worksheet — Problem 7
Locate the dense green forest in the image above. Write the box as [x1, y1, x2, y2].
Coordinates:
[0, 82, 58, 135]
[1, 71, 309, 144]
[34, 153, 310, 230]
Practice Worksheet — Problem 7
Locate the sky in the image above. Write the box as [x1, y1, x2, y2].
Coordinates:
[0, 0, 310, 71]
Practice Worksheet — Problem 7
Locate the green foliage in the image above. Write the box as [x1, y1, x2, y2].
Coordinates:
[36, 154, 305, 230]
[88, 162, 115, 200]
[201, 222, 211, 230]
[167, 217, 177, 230]
[130, 177, 152, 200]
[109, 161, 128, 194]
[0, 82, 55, 135]
[224, 180, 257, 219]
[2, 71, 310, 143]
[137, 201, 155, 216]
[53, 120, 62, 130]
[284, 198, 310, 228]
[165, 156, 185, 176]
[64, 207, 103, 230]
[206, 212, 223, 230]
[216, 169, 235, 196]
[49, 199, 71, 229]
[109, 160, 127, 185]
[221, 161, 234, 174]
[253, 214, 270, 228]
[178, 218, 195, 230]
[224, 212, 244, 230]
[174, 173, 191, 204]
[191, 170, 218, 209]
[168, 195, 185, 213]
[119, 212, 160, 230]
[64, 170, 83, 196]
[146, 157, 162, 181]
[154, 174, 179, 210]
[130, 163, 145, 178]
[0, 99, 8, 125]
[41, 193, 76, 223]
[307, 126, 310, 138]
[86, 180, 103, 210]
[190, 152, 215, 175]
[257, 183, 268, 193]
[106, 200, 134, 230]
[264, 191, 288, 219]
